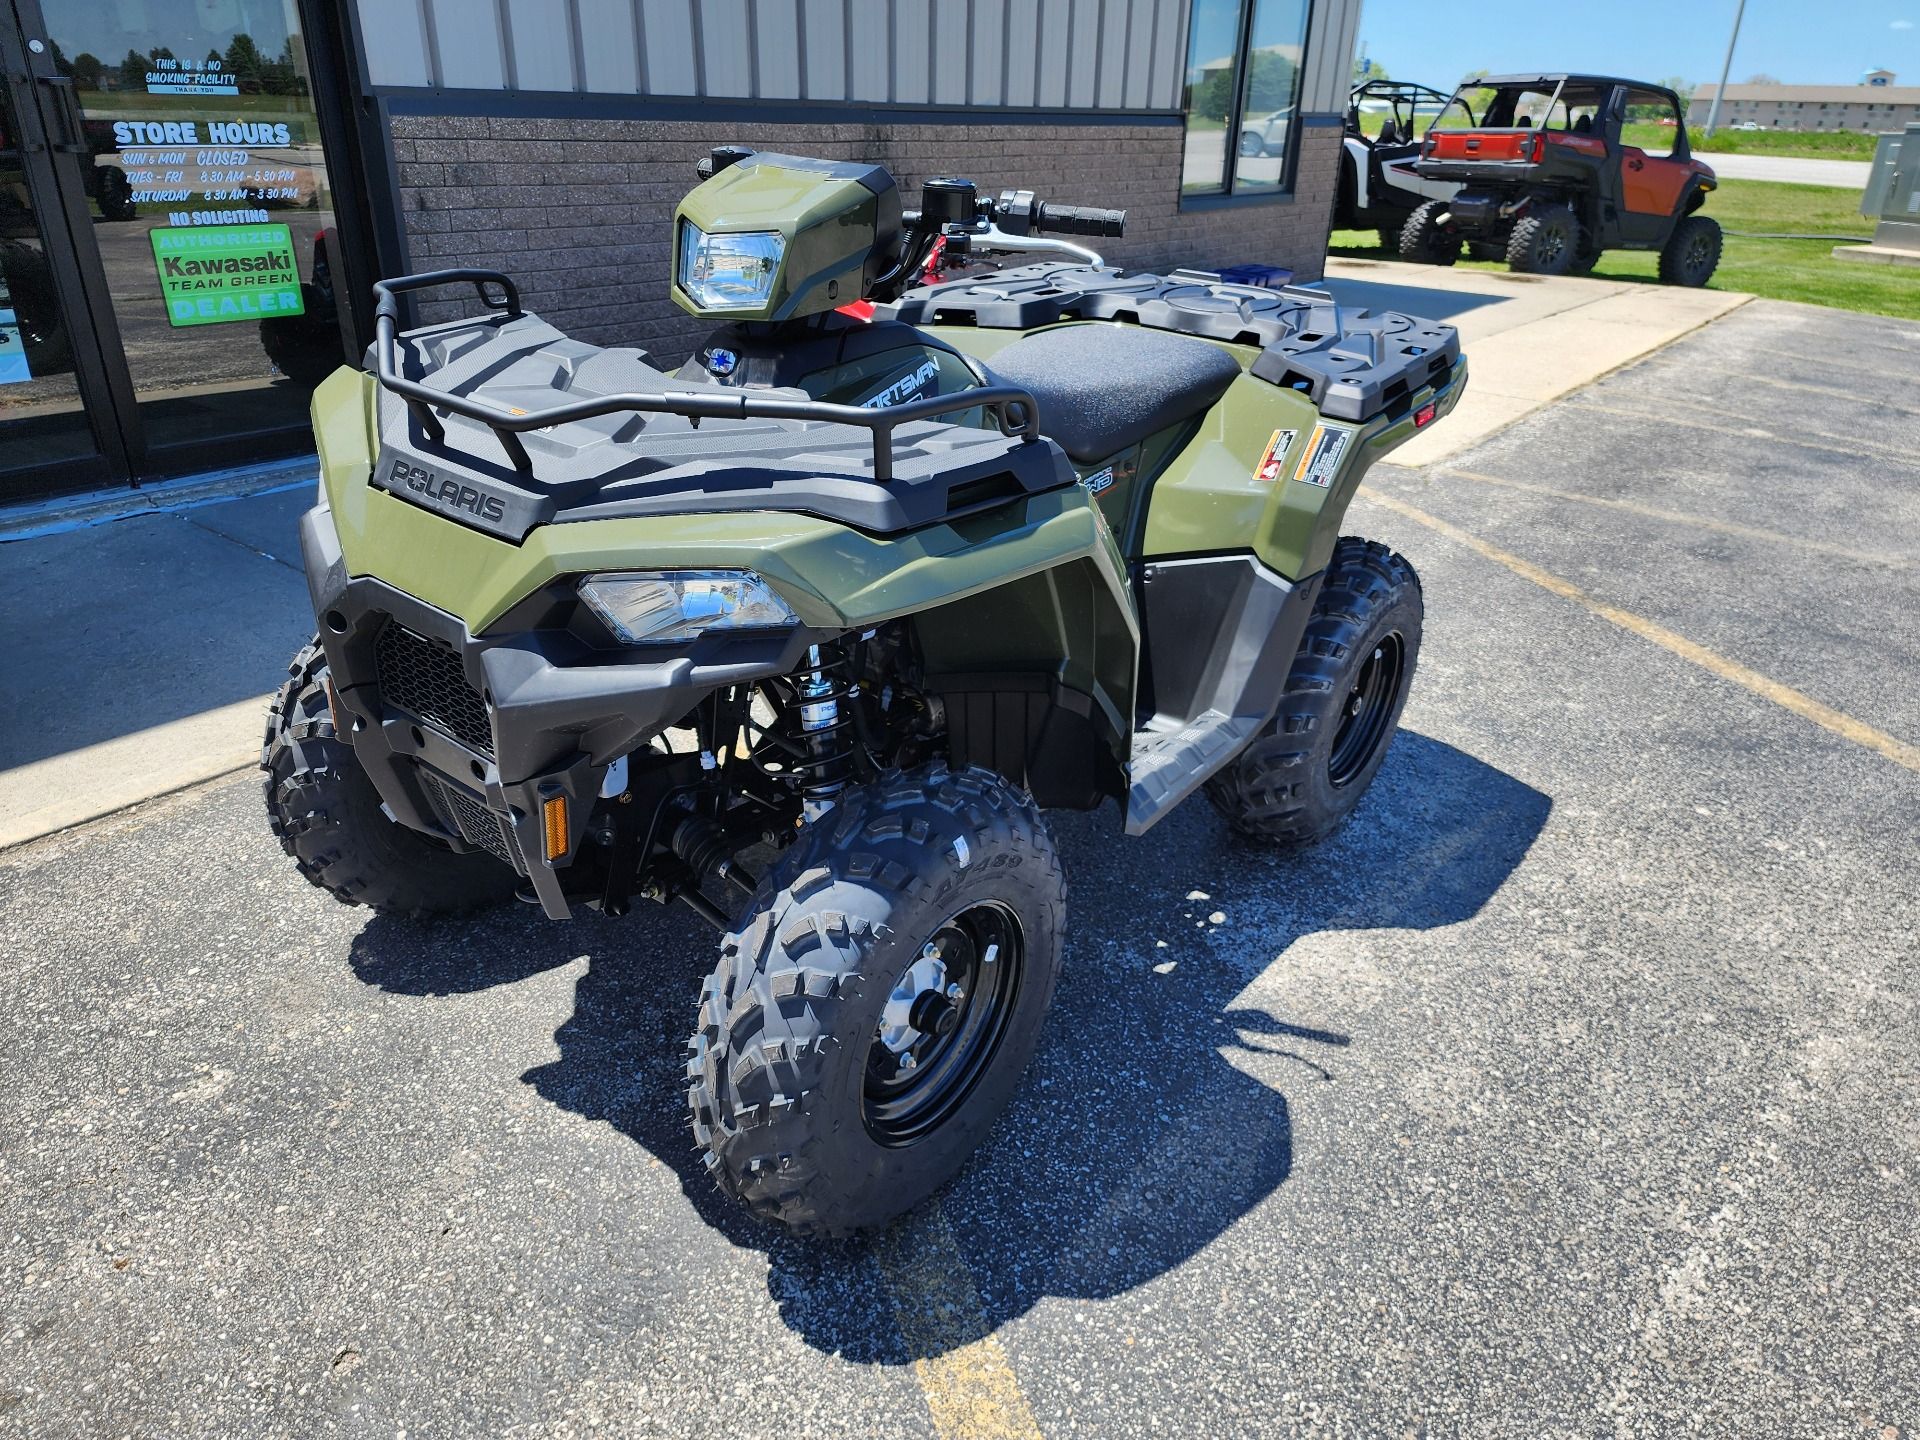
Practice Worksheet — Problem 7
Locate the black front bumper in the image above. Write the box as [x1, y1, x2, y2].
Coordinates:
[299, 503, 819, 918]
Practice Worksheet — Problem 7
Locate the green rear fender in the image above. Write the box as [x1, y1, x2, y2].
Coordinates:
[1145, 356, 1469, 578]
[311, 370, 1140, 764]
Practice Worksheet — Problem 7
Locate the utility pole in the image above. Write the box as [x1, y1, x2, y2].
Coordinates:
[1702, 0, 1749, 138]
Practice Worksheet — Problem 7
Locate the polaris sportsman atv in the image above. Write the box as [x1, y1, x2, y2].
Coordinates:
[266, 147, 1466, 1236]
[1400, 74, 1721, 283]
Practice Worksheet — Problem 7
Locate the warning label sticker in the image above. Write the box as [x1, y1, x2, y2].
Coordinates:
[1253, 428, 1297, 483]
[1292, 424, 1352, 488]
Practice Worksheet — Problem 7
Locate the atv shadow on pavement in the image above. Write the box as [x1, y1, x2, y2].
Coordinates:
[347, 729, 1549, 1362]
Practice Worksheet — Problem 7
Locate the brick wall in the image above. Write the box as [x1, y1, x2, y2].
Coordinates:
[392, 115, 1342, 363]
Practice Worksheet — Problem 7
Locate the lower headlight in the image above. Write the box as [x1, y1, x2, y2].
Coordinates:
[577, 570, 798, 645]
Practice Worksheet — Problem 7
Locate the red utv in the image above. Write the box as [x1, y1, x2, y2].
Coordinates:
[1399, 74, 1721, 285]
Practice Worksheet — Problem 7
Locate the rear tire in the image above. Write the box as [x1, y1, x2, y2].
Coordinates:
[262, 639, 516, 916]
[1206, 538, 1422, 853]
[1659, 214, 1722, 287]
[1399, 200, 1460, 266]
[1506, 204, 1579, 275]
[688, 763, 1065, 1237]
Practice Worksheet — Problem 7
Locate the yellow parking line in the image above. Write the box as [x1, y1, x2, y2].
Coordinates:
[1564, 399, 1908, 465]
[1360, 489, 1920, 775]
[873, 1201, 1044, 1440]
[1737, 371, 1920, 422]
[1433, 467, 1912, 570]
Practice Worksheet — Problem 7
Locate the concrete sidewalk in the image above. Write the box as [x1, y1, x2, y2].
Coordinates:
[1323, 257, 1752, 467]
[0, 479, 316, 849]
[0, 267, 1751, 850]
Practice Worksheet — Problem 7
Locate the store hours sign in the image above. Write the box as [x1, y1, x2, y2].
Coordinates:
[150, 224, 305, 327]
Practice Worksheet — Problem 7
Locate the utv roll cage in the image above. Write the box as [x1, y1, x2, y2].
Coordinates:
[1437, 74, 1695, 160]
[372, 270, 1044, 482]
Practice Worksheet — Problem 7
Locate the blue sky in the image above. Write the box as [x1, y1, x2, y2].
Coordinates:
[1356, 0, 1920, 90]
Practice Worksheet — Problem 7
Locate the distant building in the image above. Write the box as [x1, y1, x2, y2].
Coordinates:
[1690, 74, 1920, 131]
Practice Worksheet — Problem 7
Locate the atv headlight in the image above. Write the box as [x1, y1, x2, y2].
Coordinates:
[578, 570, 797, 645]
[677, 223, 785, 311]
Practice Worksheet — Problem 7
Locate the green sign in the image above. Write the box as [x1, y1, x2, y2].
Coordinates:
[150, 224, 304, 328]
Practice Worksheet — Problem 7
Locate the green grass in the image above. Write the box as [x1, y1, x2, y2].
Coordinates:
[1686, 127, 1883, 160]
[1332, 178, 1917, 321]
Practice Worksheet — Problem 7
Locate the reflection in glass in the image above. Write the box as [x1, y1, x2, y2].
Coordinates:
[40, 0, 344, 452]
[1229, 0, 1310, 192]
[1180, 0, 1245, 195]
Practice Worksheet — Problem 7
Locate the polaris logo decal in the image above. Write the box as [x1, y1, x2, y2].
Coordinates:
[387, 458, 508, 523]
[861, 359, 941, 409]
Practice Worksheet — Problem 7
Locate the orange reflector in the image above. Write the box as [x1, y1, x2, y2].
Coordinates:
[324, 676, 347, 735]
[542, 795, 569, 861]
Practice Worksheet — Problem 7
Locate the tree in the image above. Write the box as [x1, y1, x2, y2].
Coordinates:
[118, 49, 150, 89]
[1658, 75, 1694, 109]
[224, 32, 265, 91]
[1744, 72, 1782, 86]
[1353, 55, 1388, 84]
[70, 52, 104, 88]
[1194, 50, 1299, 123]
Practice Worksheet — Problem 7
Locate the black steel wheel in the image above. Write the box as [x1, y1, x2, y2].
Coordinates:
[689, 763, 1065, 1237]
[1659, 214, 1722, 287]
[1327, 631, 1407, 788]
[1206, 537, 1422, 852]
[863, 901, 1024, 1145]
[1506, 204, 1579, 276]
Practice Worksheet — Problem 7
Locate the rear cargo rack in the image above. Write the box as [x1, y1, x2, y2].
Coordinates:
[372, 269, 1043, 481]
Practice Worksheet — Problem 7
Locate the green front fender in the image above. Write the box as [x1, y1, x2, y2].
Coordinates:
[313, 369, 1140, 764]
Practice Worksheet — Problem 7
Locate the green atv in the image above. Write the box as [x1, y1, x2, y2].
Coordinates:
[266, 147, 1466, 1236]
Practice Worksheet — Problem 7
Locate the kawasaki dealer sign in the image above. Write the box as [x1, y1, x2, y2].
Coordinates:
[150, 224, 304, 328]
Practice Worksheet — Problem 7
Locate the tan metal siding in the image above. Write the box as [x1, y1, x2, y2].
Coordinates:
[506, 0, 578, 91]
[353, 0, 1357, 109]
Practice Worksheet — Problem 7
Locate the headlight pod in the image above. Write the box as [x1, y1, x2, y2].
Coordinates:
[677, 223, 785, 310]
[577, 570, 798, 645]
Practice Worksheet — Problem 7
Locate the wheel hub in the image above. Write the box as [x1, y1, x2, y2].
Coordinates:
[864, 903, 1024, 1146]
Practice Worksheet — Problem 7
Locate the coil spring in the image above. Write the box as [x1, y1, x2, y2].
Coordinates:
[789, 642, 856, 802]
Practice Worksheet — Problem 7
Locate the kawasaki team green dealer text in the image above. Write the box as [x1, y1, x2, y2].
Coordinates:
[266, 149, 1467, 1236]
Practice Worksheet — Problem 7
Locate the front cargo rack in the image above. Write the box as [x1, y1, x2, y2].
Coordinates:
[372, 269, 1043, 482]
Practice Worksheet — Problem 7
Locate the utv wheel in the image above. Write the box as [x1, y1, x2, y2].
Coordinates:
[1659, 215, 1722, 287]
[262, 638, 516, 916]
[1506, 205, 1580, 275]
[1398, 200, 1460, 266]
[688, 763, 1065, 1237]
[1206, 538, 1422, 853]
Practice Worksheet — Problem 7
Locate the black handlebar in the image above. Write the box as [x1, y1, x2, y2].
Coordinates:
[1032, 202, 1127, 238]
[367, 270, 1041, 481]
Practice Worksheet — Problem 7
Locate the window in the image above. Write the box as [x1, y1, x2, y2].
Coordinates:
[1622, 87, 1681, 157]
[1179, 0, 1312, 199]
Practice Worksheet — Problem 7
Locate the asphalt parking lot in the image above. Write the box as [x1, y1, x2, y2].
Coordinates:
[3, 298, 1917, 1438]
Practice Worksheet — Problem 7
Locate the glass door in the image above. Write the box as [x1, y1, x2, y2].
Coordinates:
[3, 0, 348, 497]
[0, 13, 123, 499]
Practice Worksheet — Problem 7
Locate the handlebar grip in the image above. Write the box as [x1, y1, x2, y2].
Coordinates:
[1032, 202, 1127, 238]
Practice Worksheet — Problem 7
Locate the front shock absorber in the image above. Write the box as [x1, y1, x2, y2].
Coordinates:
[792, 642, 855, 813]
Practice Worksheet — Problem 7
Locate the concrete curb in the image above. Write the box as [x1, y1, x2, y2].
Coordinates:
[0, 695, 269, 852]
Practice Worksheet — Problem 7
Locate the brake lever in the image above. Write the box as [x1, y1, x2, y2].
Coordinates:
[953, 223, 1105, 268]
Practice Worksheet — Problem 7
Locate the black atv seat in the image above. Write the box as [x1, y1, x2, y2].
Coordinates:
[986, 323, 1243, 465]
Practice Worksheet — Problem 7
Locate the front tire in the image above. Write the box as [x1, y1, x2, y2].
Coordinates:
[262, 639, 516, 916]
[1659, 214, 1722, 287]
[1399, 200, 1461, 266]
[1206, 538, 1422, 852]
[688, 764, 1065, 1237]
